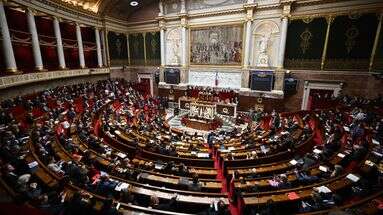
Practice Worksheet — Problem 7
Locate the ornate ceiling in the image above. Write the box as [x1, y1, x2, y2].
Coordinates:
[55, 0, 158, 19]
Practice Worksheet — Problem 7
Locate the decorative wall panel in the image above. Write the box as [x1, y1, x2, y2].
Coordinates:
[164, 0, 181, 14]
[325, 13, 379, 70]
[188, 70, 241, 89]
[190, 25, 243, 65]
[189, 71, 216, 86]
[284, 17, 327, 70]
[217, 72, 242, 89]
[108, 31, 128, 66]
[186, 0, 245, 10]
[145, 32, 161, 66]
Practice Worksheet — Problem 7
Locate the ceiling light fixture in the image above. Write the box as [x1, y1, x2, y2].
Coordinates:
[130, 1, 138, 6]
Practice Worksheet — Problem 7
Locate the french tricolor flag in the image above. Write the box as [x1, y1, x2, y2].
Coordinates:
[215, 72, 219, 87]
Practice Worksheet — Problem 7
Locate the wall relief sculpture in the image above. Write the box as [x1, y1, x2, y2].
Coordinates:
[166, 28, 181, 65]
[190, 25, 243, 65]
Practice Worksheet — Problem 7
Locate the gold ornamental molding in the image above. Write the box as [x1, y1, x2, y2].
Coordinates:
[290, 4, 383, 20]
[0, 68, 110, 90]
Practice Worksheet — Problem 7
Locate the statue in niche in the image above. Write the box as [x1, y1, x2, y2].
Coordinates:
[171, 42, 180, 65]
[257, 31, 271, 67]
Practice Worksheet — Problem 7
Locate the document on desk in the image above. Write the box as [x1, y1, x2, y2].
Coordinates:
[197, 153, 210, 158]
[115, 182, 130, 191]
[287, 192, 300, 200]
[319, 165, 329, 172]
[116, 152, 127, 159]
[315, 185, 332, 193]
[28, 161, 39, 169]
[346, 173, 360, 182]
[289, 159, 298, 165]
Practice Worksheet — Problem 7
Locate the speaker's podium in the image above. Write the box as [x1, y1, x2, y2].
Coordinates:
[179, 97, 237, 118]
[178, 97, 236, 131]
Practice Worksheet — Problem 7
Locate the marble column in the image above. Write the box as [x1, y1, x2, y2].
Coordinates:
[100, 30, 107, 66]
[75, 23, 85, 68]
[181, 24, 187, 68]
[0, 1, 17, 72]
[27, 9, 44, 71]
[243, 19, 252, 68]
[277, 16, 288, 68]
[94, 27, 103, 67]
[160, 27, 166, 67]
[53, 17, 66, 69]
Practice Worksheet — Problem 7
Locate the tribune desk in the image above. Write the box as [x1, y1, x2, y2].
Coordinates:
[179, 96, 237, 118]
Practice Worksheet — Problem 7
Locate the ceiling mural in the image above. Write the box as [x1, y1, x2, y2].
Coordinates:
[58, 0, 102, 12]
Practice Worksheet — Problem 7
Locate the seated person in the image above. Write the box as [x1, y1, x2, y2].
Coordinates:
[149, 194, 178, 211]
[188, 174, 202, 192]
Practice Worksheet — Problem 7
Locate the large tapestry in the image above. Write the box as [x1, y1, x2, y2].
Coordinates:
[108, 31, 128, 66]
[145, 32, 161, 65]
[190, 25, 243, 65]
[284, 17, 327, 69]
[325, 13, 379, 70]
[129, 33, 145, 65]
[186, 0, 245, 10]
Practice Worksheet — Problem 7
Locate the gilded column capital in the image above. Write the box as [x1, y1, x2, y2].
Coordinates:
[180, 17, 188, 29]
[325, 16, 335, 25]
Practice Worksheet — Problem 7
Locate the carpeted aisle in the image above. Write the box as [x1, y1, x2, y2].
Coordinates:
[211, 148, 241, 215]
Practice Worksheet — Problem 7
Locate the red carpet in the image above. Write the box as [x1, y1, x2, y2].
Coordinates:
[211, 147, 241, 215]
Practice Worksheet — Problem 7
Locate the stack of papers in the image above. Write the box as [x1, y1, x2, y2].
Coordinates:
[28, 161, 39, 169]
[155, 163, 165, 170]
[289, 159, 298, 165]
[116, 152, 127, 159]
[319, 166, 329, 172]
[346, 174, 360, 182]
[197, 153, 209, 158]
[115, 182, 130, 191]
[372, 139, 380, 145]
